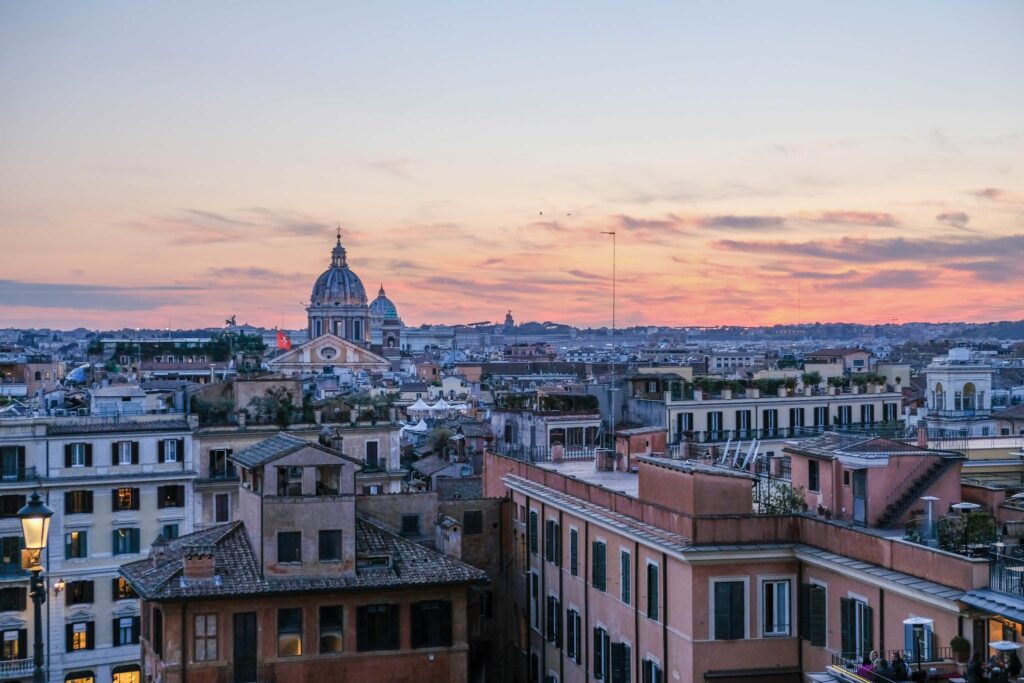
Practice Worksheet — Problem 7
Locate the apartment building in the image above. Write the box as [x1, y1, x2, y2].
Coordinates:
[121, 433, 488, 683]
[482, 448, 1015, 683]
[0, 413, 195, 683]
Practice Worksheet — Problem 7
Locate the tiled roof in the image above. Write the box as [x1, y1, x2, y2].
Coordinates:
[436, 476, 483, 500]
[229, 432, 309, 468]
[504, 474, 692, 554]
[784, 432, 963, 461]
[993, 405, 1024, 421]
[120, 517, 488, 602]
[411, 455, 451, 477]
[457, 422, 492, 438]
[961, 588, 1024, 624]
[46, 419, 191, 436]
[91, 385, 146, 398]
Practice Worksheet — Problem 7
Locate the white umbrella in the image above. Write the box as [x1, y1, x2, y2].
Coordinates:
[411, 419, 429, 432]
[408, 398, 431, 412]
[990, 640, 1022, 651]
[431, 398, 451, 411]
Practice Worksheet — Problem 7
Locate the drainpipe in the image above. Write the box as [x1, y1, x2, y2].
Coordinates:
[181, 600, 188, 683]
[559, 509, 565, 683]
[661, 551, 669, 679]
[633, 541, 640, 681]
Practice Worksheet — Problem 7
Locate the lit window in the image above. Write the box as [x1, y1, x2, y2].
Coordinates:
[277, 608, 303, 656]
[319, 606, 343, 653]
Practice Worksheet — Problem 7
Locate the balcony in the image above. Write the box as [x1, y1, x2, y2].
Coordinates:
[991, 553, 1024, 599]
[0, 658, 32, 679]
[0, 563, 27, 580]
[676, 423, 909, 444]
[0, 468, 38, 483]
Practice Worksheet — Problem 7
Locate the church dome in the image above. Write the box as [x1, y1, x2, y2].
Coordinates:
[370, 285, 400, 320]
[310, 237, 368, 306]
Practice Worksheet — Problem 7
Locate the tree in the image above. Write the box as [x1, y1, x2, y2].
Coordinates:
[248, 387, 296, 429]
[428, 427, 454, 454]
[801, 371, 822, 387]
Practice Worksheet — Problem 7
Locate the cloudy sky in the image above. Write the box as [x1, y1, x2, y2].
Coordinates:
[1, 2, 1022, 330]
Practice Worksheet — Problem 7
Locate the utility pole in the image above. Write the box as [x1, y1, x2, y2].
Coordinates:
[601, 231, 617, 451]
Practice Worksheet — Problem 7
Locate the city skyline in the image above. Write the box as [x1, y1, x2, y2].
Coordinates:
[2, 2, 1023, 330]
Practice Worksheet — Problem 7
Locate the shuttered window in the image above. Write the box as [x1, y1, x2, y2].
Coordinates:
[569, 529, 579, 576]
[840, 597, 873, 659]
[156, 485, 185, 509]
[64, 491, 92, 515]
[410, 600, 452, 648]
[610, 642, 631, 683]
[65, 622, 94, 652]
[798, 583, 827, 647]
[620, 551, 631, 604]
[592, 541, 606, 591]
[528, 511, 539, 554]
[642, 660, 663, 683]
[566, 609, 581, 663]
[545, 596, 561, 646]
[356, 604, 400, 651]
[713, 580, 745, 640]
[544, 520, 561, 566]
[112, 528, 140, 555]
[593, 627, 610, 679]
[647, 563, 659, 621]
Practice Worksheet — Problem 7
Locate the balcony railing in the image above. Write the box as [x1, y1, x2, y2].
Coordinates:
[0, 658, 33, 679]
[676, 422, 910, 444]
[0, 468, 37, 483]
[488, 442, 598, 464]
[991, 553, 1024, 599]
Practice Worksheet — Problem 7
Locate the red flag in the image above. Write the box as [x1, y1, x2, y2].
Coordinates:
[276, 330, 291, 350]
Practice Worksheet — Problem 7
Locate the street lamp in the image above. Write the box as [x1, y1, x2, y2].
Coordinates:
[903, 616, 933, 676]
[18, 493, 53, 683]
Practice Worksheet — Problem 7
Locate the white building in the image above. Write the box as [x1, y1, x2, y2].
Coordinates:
[924, 347, 997, 437]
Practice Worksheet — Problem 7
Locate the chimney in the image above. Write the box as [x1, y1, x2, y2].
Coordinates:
[183, 545, 216, 581]
[916, 422, 929, 448]
[150, 534, 168, 567]
[329, 428, 344, 453]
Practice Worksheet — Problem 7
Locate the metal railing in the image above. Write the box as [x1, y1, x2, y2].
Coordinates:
[488, 442, 598, 463]
[0, 468, 37, 483]
[991, 553, 1024, 599]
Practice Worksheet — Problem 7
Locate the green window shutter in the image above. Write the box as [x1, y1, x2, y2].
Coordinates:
[570, 530, 578, 575]
[810, 586, 827, 647]
[729, 581, 745, 639]
[594, 628, 603, 679]
[840, 598, 853, 656]
[592, 542, 606, 591]
[861, 604, 873, 656]
[714, 582, 732, 640]
[647, 564, 659, 620]
[112, 619, 120, 647]
[621, 552, 630, 604]
[554, 523, 561, 566]
[798, 584, 812, 640]
[529, 512, 538, 554]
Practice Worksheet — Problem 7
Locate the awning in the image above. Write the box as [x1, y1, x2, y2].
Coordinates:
[962, 588, 1024, 625]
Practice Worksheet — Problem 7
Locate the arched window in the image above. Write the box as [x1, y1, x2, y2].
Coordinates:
[353, 320, 363, 341]
[64, 671, 94, 683]
[33, 371, 42, 381]
[112, 664, 141, 683]
[314, 319, 322, 337]
[933, 382, 945, 410]
[962, 382, 977, 411]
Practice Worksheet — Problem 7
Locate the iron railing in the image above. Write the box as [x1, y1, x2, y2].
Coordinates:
[991, 553, 1024, 599]
[0, 468, 37, 483]
[487, 442, 598, 463]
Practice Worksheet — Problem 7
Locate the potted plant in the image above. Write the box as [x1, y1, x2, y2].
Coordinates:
[950, 635, 970, 663]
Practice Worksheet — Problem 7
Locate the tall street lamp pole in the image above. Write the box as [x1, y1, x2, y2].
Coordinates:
[18, 493, 53, 683]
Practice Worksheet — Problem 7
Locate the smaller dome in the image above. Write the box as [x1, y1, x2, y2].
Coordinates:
[370, 285, 400, 320]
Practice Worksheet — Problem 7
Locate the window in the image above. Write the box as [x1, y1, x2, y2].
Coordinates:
[278, 466, 303, 496]
[647, 563, 660, 621]
[65, 491, 92, 515]
[112, 665, 140, 683]
[843, 470, 851, 486]
[840, 597, 872, 660]
[814, 406, 828, 428]
[762, 579, 791, 636]
[315, 465, 340, 495]
[158, 439, 182, 463]
[214, 493, 230, 522]
[528, 511, 538, 554]
[0, 587, 25, 612]
[112, 487, 139, 512]
[642, 660, 663, 683]
[620, 550, 631, 604]
[0, 537, 19, 573]
[566, 608, 581, 664]
[356, 604, 399, 651]
[545, 596, 561, 646]
[544, 520, 561, 565]
[529, 571, 540, 629]
[112, 616, 139, 646]
[610, 642, 632, 683]
[112, 528, 140, 555]
[319, 530, 342, 561]
[113, 441, 137, 466]
[278, 532, 301, 563]
[157, 485, 185, 508]
[411, 600, 453, 648]
[66, 442, 91, 468]
[365, 441, 380, 469]
[319, 605, 343, 653]
[0, 628, 25, 661]
[463, 510, 483, 535]
[66, 621, 94, 651]
[0, 445, 26, 480]
[65, 672, 94, 683]
[569, 529, 579, 576]
[152, 608, 163, 656]
[0, 495, 24, 518]
[66, 581, 94, 606]
[799, 584, 828, 647]
[113, 577, 137, 600]
[592, 541, 606, 591]
[209, 449, 235, 479]
[903, 619, 935, 661]
[162, 524, 179, 540]
[65, 531, 88, 559]
[401, 514, 420, 536]
[837, 405, 852, 426]
[808, 460, 820, 493]
[593, 627, 610, 679]
[712, 580, 746, 640]
[277, 608, 303, 656]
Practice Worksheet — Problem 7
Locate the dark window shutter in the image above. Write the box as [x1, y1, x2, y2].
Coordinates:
[131, 488, 140, 510]
[64, 495, 72, 515]
[64, 444, 72, 468]
[84, 443, 92, 466]
[840, 598, 853, 656]
[440, 600, 452, 647]
[388, 604, 400, 649]
[177, 439, 185, 459]
[131, 441, 139, 464]
[112, 619, 121, 647]
[131, 529, 140, 553]
[529, 512, 538, 553]
[714, 582, 733, 640]
[157, 486, 166, 509]
[158, 440, 165, 463]
[176, 486, 185, 506]
[356, 606, 368, 650]
[594, 628, 603, 679]
[730, 582, 744, 639]
[810, 586, 826, 647]
[112, 530, 119, 554]
[132, 616, 141, 644]
[861, 604, 873, 655]
[86, 621, 94, 649]
[16, 588, 26, 611]
[65, 624, 73, 652]
[111, 489, 119, 512]
[16, 447, 24, 472]
[85, 582, 94, 603]
[17, 630, 25, 659]
[611, 642, 626, 683]
[570, 531, 578, 575]
[111, 578, 119, 598]
[799, 584, 811, 640]
[85, 491, 93, 513]
[410, 603, 422, 648]
[554, 524, 562, 566]
[111, 442, 119, 466]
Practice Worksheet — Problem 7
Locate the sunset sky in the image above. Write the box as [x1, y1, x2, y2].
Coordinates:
[1, 2, 1022, 330]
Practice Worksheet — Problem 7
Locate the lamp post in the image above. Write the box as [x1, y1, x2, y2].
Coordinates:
[903, 616, 933, 677]
[18, 493, 53, 683]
